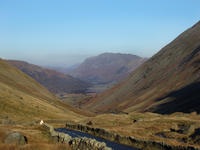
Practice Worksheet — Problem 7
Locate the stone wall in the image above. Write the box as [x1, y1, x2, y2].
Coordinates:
[65, 122, 200, 150]
[43, 123, 112, 150]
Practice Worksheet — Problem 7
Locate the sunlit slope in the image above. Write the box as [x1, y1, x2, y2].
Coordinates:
[0, 58, 88, 121]
[84, 21, 200, 114]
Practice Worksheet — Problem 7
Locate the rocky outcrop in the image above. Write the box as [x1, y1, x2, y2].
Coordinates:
[65, 122, 200, 150]
[4, 132, 27, 145]
[43, 123, 112, 150]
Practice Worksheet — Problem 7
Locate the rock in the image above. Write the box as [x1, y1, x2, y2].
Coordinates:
[104, 147, 112, 150]
[133, 118, 144, 123]
[133, 119, 137, 123]
[58, 132, 72, 143]
[69, 137, 112, 150]
[86, 121, 93, 125]
[4, 132, 27, 145]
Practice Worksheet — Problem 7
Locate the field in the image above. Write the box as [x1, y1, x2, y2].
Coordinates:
[76, 112, 200, 148]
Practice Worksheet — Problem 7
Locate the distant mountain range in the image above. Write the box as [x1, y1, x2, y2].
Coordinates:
[82, 21, 200, 114]
[7, 60, 90, 94]
[69, 53, 147, 85]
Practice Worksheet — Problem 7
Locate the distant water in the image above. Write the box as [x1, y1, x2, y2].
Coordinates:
[55, 128, 140, 150]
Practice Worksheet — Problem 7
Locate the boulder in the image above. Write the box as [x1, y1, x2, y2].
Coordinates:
[86, 121, 93, 125]
[4, 132, 27, 145]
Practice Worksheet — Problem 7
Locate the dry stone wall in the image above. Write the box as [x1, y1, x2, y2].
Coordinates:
[43, 123, 112, 150]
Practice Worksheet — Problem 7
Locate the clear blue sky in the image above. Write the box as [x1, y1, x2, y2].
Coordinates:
[0, 0, 199, 67]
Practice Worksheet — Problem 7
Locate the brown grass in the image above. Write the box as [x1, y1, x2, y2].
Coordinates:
[0, 58, 91, 123]
[0, 129, 8, 143]
[0, 143, 71, 150]
[0, 125, 71, 150]
[78, 112, 200, 148]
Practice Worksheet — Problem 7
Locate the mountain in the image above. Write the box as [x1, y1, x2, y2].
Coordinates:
[71, 53, 147, 84]
[6, 60, 90, 94]
[83, 21, 200, 114]
[0, 58, 92, 122]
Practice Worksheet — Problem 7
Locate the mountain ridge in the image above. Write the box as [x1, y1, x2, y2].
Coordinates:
[70, 52, 147, 84]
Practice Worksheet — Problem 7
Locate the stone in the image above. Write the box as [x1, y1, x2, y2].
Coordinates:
[58, 132, 72, 143]
[133, 119, 137, 123]
[104, 147, 112, 150]
[4, 132, 27, 145]
[86, 121, 93, 125]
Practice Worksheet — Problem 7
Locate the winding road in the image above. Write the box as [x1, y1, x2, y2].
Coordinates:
[55, 128, 140, 150]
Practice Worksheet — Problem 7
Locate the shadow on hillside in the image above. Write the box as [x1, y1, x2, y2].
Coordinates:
[153, 82, 200, 114]
[179, 44, 200, 67]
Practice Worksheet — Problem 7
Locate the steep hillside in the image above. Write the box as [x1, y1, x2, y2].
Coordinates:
[0, 58, 92, 122]
[71, 53, 147, 84]
[7, 60, 90, 94]
[83, 21, 200, 114]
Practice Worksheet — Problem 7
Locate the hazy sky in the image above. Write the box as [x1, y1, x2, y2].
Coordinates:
[0, 0, 199, 67]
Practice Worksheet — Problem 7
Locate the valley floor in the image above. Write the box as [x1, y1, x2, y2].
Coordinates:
[76, 112, 200, 149]
[1, 112, 200, 150]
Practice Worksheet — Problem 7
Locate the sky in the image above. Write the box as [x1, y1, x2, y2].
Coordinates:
[0, 0, 199, 67]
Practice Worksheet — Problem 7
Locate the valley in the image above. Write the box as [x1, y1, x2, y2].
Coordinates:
[7, 60, 90, 94]
[0, 2, 200, 149]
[69, 53, 147, 85]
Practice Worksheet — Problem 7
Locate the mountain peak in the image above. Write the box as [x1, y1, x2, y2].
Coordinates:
[71, 53, 146, 85]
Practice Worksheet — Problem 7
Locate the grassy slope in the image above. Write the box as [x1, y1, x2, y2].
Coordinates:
[0, 58, 91, 122]
[83, 21, 200, 114]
